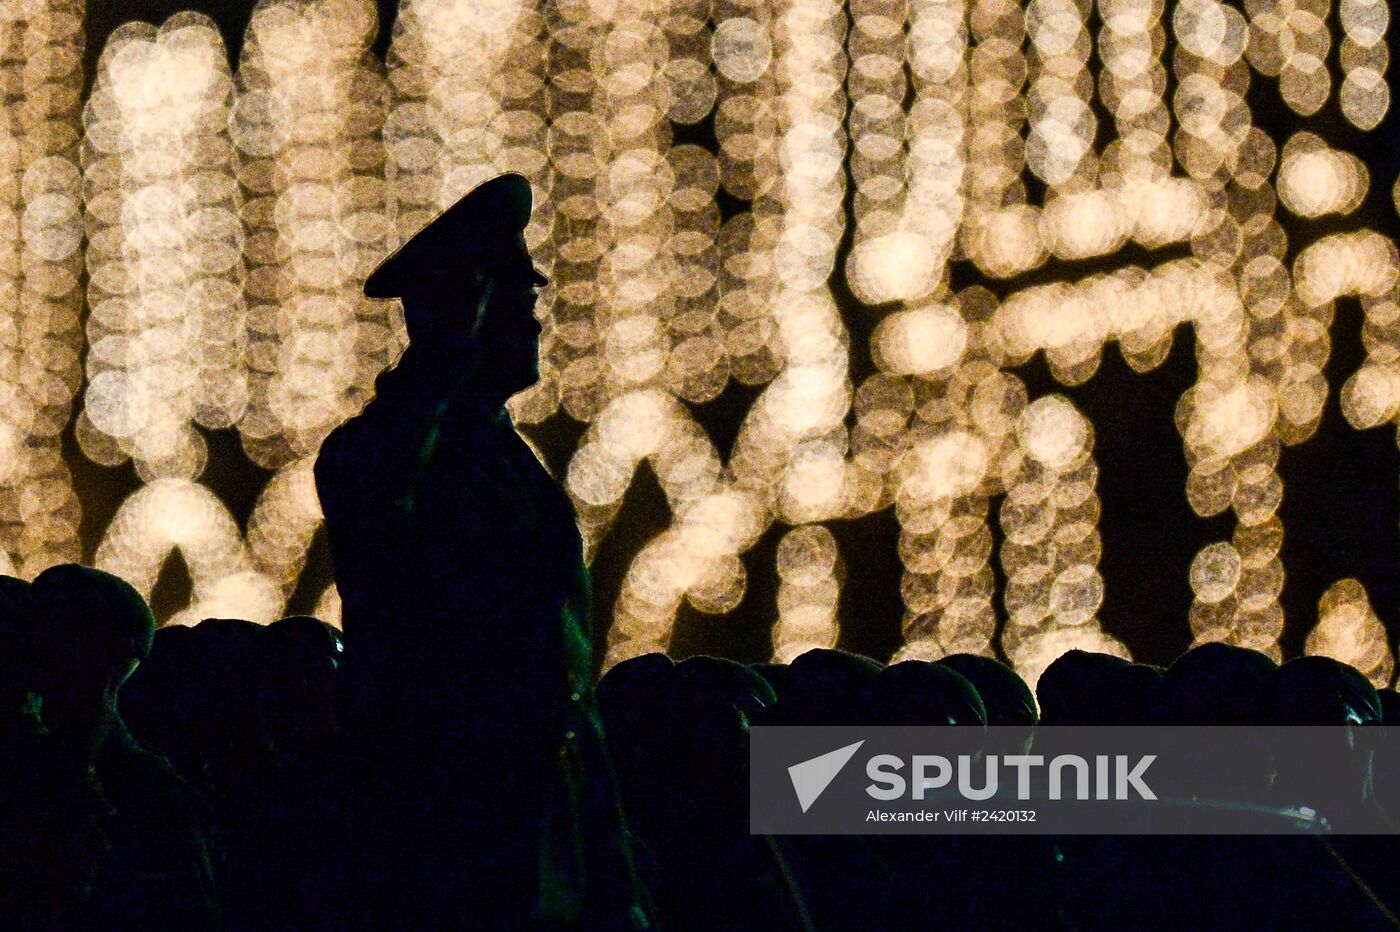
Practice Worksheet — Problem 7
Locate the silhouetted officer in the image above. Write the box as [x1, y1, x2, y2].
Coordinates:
[30, 565, 219, 930]
[316, 174, 646, 928]
[0, 574, 109, 928]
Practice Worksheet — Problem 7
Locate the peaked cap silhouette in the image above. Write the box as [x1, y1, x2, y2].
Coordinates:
[363, 171, 548, 299]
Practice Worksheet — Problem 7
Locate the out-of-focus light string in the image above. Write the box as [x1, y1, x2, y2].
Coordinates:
[0, 1, 85, 577]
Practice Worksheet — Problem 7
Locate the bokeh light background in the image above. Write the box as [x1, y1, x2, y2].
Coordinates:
[7, 0, 1400, 685]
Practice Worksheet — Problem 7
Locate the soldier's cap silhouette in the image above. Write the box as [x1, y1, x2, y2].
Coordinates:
[363, 171, 548, 299]
[32, 564, 156, 664]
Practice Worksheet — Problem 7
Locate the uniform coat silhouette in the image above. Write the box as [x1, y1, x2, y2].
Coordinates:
[315, 174, 643, 927]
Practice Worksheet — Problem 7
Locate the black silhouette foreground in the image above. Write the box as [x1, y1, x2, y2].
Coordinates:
[2, 573, 1399, 928]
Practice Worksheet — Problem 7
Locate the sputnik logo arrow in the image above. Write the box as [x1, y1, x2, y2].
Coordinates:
[787, 740, 865, 813]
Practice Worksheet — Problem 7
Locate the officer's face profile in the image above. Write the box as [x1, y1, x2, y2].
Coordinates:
[471, 260, 547, 397]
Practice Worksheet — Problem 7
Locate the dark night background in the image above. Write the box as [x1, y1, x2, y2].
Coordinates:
[78, 1, 1400, 671]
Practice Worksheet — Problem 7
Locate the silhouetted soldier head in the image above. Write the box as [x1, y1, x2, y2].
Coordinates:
[597, 651, 674, 741]
[868, 661, 986, 728]
[669, 656, 775, 816]
[265, 615, 344, 747]
[779, 648, 881, 725]
[1036, 649, 1133, 726]
[1263, 655, 1382, 727]
[936, 653, 1037, 727]
[31, 565, 154, 722]
[1262, 657, 1384, 825]
[937, 652, 1036, 754]
[121, 624, 199, 765]
[31, 568, 220, 929]
[672, 655, 775, 728]
[1163, 641, 1277, 725]
[364, 172, 550, 408]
